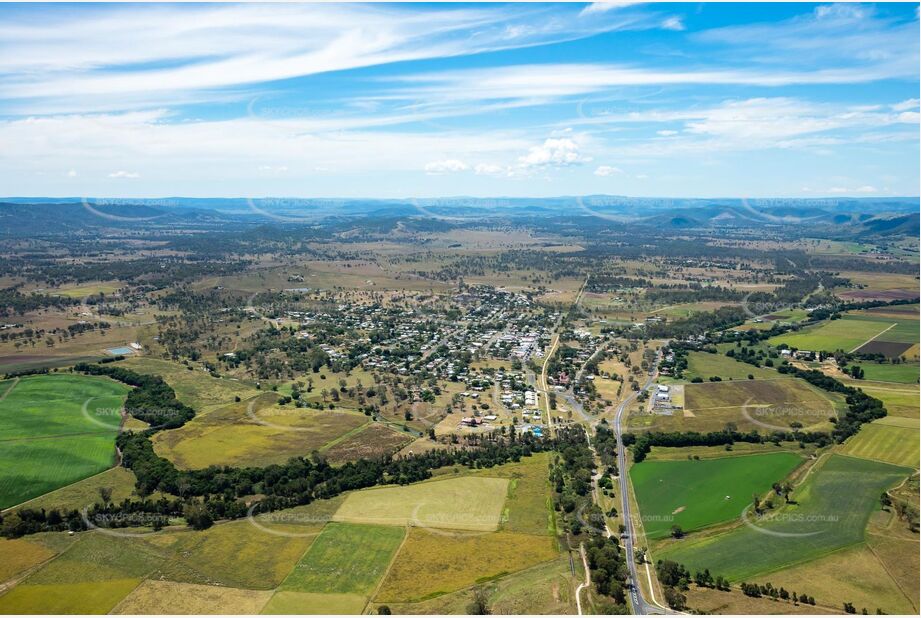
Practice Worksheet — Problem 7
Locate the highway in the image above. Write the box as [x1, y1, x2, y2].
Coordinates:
[612, 359, 664, 615]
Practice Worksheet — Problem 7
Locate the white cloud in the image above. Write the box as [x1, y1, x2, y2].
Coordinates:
[474, 163, 507, 177]
[656, 130, 678, 136]
[661, 16, 685, 31]
[389, 63, 912, 109]
[0, 3, 660, 113]
[891, 98, 920, 111]
[0, 111, 532, 190]
[66, 169, 77, 177]
[855, 185, 878, 193]
[580, 2, 640, 17]
[519, 138, 590, 168]
[107, 170, 139, 179]
[594, 165, 623, 176]
[424, 159, 469, 174]
[258, 165, 289, 174]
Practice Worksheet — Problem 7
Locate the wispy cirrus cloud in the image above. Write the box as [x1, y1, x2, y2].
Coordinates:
[0, 2, 664, 114]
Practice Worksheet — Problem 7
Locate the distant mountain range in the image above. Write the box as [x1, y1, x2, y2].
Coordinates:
[1, 196, 917, 238]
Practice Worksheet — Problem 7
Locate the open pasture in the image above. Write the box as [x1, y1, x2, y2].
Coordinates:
[120, 357, 261, 413]
[765, 544, 917, 615]
[150, 518, 320, 590]
[768, 316, 900, 353]
[683, 351, 778, 381]
[856, 363, 920, 384]
[0, 374, 128, 508]
[0, 533, 165, 614]
[431, 453, 553, 536]
[0, 537, 57, 584]
[152, 395, 369, 469]
[277, 522, 404, 611]
[674, 378, 837, 433]
[630, 452, 804, 539]
[768, 314, 918, 358]
[658, 455, 911, 582]
[10, 466, 138, 513]
[262, 591, 368, 615]
[333, 476, 509, 531]
[840, 423, 920, 468]
[846, 380, 919, 418]
[112, 580, 272, 614]
[323, 422, 414, 464]
[372, 556, 575, 615]
[375, 528, 559, 603]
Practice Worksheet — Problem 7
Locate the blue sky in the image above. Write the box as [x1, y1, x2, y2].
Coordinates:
[0, 2, 918, 198]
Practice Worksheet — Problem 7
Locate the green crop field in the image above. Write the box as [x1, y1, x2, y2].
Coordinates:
[333, 476, 509, 531]
[768, 316, 897, 353]
[13, 466, 139, 513]
[630, 452, 804, 539]
[683, 351, 779, 381]
[857, 363, 920, 384]
[279, 522, 405, 596]
[840, 423, 920, 468]
[0, 374, 129, 508]
[658, 455, 911, 581]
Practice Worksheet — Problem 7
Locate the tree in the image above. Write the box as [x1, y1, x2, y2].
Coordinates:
[183, 502, 213, 531]
[377, 606, 391, 615]
[467, 587, 491, 615]
[98, 486, 113, 505]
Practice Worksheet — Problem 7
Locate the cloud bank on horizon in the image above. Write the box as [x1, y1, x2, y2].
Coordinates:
[0, 2, 917, 198]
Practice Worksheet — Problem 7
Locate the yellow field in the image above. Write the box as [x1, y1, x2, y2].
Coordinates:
[847, 381, 920, 418]
[152, 395, 370, 469]
[0, 538, 56, 583]
[866, 511, 920, 614]
[371, 556, 576, 615]
[148, 520, 321, 590]
[333, 476, 509, 531]
[112, 580, 272, 614]
[874, 416, 921, 429]
[261, 590, 368, 614]
[0, 579, 142, 614]
[375, 529, 558, 603]
[767, 544, 916, 614]
[840, 424, 920, 468]
[50, 282, 123, 298]
[684, 585, 837, 615]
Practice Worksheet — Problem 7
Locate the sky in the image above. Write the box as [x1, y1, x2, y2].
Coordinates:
[0, 2, 918, 199]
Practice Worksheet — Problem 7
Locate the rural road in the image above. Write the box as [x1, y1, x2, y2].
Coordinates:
[576, 349, 669, 616]
[612, 355, 667, 615]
